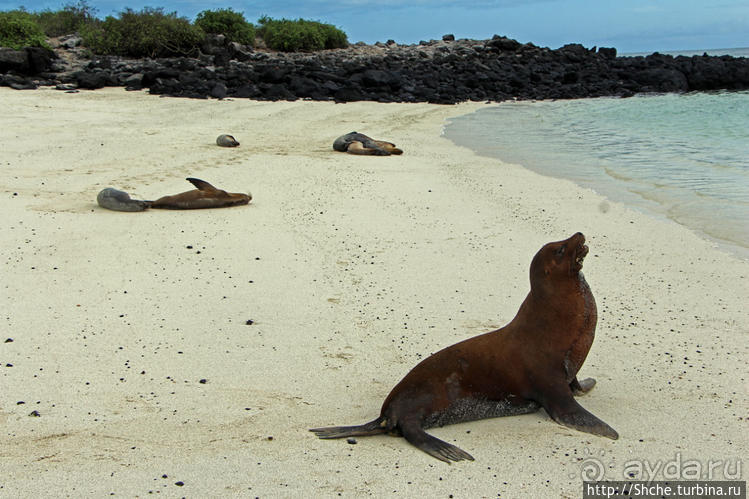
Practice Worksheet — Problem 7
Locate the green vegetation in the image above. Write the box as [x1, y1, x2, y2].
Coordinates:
[195, 8, 255, 46]
[79, 7, 204, 58]
[0, 10, 50, 49]
[0, 5, 348, 56]
[32, 1, 97, 37]
[257, 16, 347, 52]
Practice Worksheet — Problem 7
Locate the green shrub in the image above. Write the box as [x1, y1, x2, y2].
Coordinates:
[32, 1, 97, 37]
[195, 8, 255, 46]
[80, 7, 203, 58]
[257, 16, 347, 52]
[0, 10, 50, 49]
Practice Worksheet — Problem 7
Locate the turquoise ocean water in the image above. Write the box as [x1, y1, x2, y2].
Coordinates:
[445, 50, 749, 260]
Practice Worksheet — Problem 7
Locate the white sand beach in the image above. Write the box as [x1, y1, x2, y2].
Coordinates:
[1, 87, 747, 497]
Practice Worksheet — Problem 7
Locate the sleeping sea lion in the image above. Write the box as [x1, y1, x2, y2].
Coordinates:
[217, 134, 240, 147]
[96, 188, 150, 212]
[311, 232, 617, 463]
[333, 132, 403, 156]
[97, 178, 251, 211]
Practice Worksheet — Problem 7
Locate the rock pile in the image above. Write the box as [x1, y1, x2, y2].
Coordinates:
[2, 34, 748, 102]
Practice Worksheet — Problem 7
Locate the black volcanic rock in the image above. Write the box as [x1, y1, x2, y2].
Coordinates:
[0, 47, 56, 75]
[2, 36, 748, 102]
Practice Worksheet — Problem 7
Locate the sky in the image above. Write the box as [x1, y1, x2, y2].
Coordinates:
[3, 0, 748, 54]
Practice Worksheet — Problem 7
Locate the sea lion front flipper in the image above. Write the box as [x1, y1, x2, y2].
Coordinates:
[185, 178, 218, 192]
[346, 141, 391, 156]
[570, 377, 596, 395]
[544, 394, 618, 440]
[400, 422, 474, 463]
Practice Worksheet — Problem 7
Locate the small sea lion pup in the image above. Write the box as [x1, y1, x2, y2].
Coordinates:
[97, 178, 251, 211]
[216, 134, 240, 147]
[311, 233, 618, 463]
[333, 131, 404, 156]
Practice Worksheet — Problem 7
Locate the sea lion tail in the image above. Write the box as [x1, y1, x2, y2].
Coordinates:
[309, 417, 387, 439]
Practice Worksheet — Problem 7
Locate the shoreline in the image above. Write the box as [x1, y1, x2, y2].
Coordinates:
[443, 96, 749, 262]
[1, 88, 747, 496]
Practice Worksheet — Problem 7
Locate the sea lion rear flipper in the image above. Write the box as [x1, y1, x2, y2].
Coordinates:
[570, 377, 596, 395]
[185, 178, 217, 191]
[400, 422, 474, 463]
[544, 394, 618, 440]
[373, 140, 404, 155]
[310, 417, 387, 439]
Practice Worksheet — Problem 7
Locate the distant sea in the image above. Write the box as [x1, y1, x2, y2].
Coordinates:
[444, 48, 749, 260]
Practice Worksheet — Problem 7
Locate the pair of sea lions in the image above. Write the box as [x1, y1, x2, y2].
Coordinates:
[333, 132, 403, 156]
[218, 132, 402, 155]
[96, 134, 242, 211]
[97, 178, 251, 212]
[311, 232, 618, 463]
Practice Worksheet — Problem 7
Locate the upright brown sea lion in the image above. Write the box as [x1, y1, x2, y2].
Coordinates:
[333, 131, 404, 156]
[311, 233, 618, 463]
[97, 178, 251, 211]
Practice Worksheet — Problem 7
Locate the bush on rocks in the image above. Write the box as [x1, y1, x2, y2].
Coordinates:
[80, 7, 203, 58]
[32, 0, 97, 37]
[0, 10, 49, 49]
[257, 16, 347, 52]
[195, 8, 255, 46]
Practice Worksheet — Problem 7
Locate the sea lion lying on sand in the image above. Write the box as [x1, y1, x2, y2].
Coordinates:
[311, 233, 617, 463]
[333, 132, 403, 156]
[216, 134, 240, 147]
[97, 178, 251, 211]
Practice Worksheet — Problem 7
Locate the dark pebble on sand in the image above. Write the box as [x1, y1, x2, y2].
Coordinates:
[245, 319, 254, 325]
[16, 401, 25, 405]
[175, 481, 184, 487]
[199, 379, 207, 384]
[186, 245, 193, 249]
[347, 438, 357, 444]
[29, 410, 40, 417]
[4, 338, 13, 342]
[5, 363, 12, 367]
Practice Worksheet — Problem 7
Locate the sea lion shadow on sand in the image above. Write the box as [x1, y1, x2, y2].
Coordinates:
[97, 178, 251, 211]
[333, 132, 403, 156]
[311, 232, 618, 463]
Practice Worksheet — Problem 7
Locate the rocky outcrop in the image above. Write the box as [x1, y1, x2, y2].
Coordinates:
[0, 46, 58, 88]
[2, 35, 748, 102]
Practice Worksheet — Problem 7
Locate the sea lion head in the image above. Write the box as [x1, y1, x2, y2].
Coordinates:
[530, 232, 589, 286]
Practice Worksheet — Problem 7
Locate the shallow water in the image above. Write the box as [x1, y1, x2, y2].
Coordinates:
[445, 90, 749, 260]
